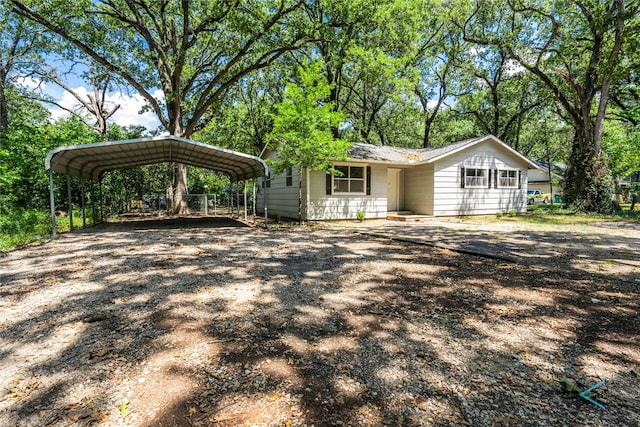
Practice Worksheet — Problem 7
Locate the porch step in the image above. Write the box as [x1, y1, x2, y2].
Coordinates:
[386, 211, 431, 222]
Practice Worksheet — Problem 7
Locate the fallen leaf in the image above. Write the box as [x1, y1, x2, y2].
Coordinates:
[118, 403, 129, 417]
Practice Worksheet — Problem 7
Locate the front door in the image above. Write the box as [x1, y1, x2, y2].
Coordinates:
[387, 168, 401, 211]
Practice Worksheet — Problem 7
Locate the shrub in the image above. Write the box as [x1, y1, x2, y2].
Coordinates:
[356, 210, 366, 222]
[495, 211, 503, 218]
[0, 209, 51, 251]
[508, 209, 517, 217]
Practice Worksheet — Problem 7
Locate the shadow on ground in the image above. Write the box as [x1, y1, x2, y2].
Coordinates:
[0, 217, 637, 426]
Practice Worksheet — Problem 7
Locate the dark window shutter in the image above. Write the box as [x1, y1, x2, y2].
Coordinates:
[460, 167, 465, 189]
[488, 169, 492, 188]
[366, 166, 371, 195]
[326, 173, 332, 195]
[518, 170, 522, 189]
[494, 169, 498, 188]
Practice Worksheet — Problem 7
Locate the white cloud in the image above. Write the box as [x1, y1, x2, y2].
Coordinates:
[504, 59, 526, 76]
[49, 86, 163, 131]
[15, 76, 46, 90]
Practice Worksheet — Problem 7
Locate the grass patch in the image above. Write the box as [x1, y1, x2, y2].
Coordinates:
[0, 209, 51, 251]
[524, 203, 640, 225]
[0, 208, 97, 251]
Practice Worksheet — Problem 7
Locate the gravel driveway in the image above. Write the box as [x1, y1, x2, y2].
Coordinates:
[0, 216, 638, 426]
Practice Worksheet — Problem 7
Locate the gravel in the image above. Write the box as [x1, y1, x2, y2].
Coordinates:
[0, 216, 638, 426]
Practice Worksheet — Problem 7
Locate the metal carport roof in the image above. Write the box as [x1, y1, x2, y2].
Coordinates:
[45, 135, 270, 235]
[45, 135, 269, 182]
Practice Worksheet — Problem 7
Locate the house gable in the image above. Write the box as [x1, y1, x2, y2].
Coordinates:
[431, 138, 534, 216]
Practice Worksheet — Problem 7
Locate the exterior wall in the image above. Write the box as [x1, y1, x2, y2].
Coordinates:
[431, 142, 530, 216]
[403, 164, 434, 215]
[256, 162, 388, 220]
[256, 166, 304, 220]
[257, 138, 536, 220]
[306, 163, 388, 220]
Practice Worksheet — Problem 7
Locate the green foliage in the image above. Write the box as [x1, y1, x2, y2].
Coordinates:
[603, 120, 640, 182]
[268, 62, 350, 174]
[4, 0, 640, 220]
[564, 146, 617, 214]
[0, 208, 50, 251]
[495, 211, 503, 218]
[508, 209, 516, 217]
[356, 210, 366, 221]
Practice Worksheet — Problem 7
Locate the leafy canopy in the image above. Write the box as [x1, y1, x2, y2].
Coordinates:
[268, 61, 350, 174]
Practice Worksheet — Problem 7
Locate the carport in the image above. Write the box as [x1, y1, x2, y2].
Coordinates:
[45, 135, 270, 235]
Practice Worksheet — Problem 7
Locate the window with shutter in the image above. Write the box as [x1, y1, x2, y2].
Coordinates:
[463, 168, 488, 188]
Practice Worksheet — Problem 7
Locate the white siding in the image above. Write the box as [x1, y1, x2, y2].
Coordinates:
[306, 164, 387, 220]
[256, 166, 303, 220]
[404, 164, 434, 215]
[432, 143, 530, 216]
[258, 138, 535, 220]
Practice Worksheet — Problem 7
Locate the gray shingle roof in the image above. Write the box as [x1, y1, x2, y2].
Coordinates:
[348, 135, 487, 164]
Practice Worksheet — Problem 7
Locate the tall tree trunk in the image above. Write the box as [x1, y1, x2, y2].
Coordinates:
[0, 69, 8, 138]
[173, 163, 189, 214]
[423, 116, 431, 148]
[563, 121, 613, 213]
[631, 171, 639, 211]
[171, 121, 190, 215]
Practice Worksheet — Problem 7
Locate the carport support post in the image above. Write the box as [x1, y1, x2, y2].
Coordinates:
[237, 185, 241, 218]
[67, 175, 74, 231]
[80, 178, 86, 228]
[243, 181, 247, 221]
[99, 180, 104, 223]
[49, 170, 56, 236]
[252, 179, 256, 223]
[264, 177, 269, 228]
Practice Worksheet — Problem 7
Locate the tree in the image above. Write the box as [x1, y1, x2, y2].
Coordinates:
[33, 57, 121, 137]
[461, 0, 640, 213]
[302, 0, 383, 137]
[454, 46, 546, 149]
[12, 0, 308, 213]
[602, 118, 640, 208]
[195, 69, 284, 156]
[0, 0, 44, 137]
[411, 2, 466, 148]
[268, 62, 350, 221]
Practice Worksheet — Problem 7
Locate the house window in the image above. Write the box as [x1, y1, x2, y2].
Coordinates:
[285, 167, 293, 187]
[498, 169, 518, 188]
[333, 165, 365, 194]
[464, 168, 487, 188]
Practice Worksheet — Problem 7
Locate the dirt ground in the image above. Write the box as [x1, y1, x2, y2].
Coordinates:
[0, 216, 638, 426]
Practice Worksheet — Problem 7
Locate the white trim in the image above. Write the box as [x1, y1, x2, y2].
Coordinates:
[496, 169, 519, 188]
[332, 164, 366, 195]
[427, 135, 540, 170]
[464, 167, 488, 188]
